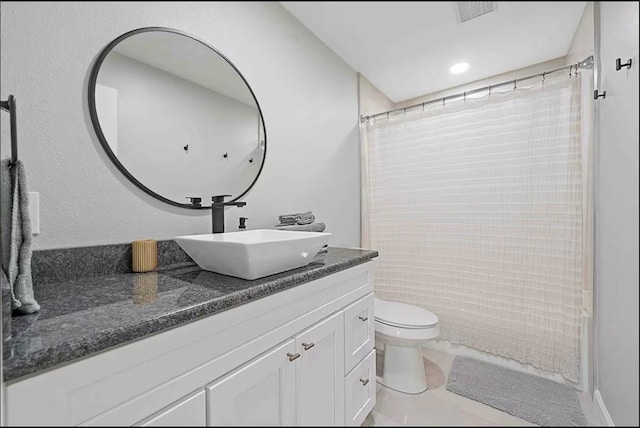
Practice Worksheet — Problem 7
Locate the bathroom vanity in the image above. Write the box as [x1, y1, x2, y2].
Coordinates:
[3, 247, 377, 426]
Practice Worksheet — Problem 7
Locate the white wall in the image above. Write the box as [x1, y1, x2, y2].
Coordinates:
[566, 2, 594, 65]
[595, 2, 639, 426]
[0, 2, 360, 249]
[358, 74, 394, 117]
[394, 57, 567, 108]
[97, 52, 261, 203]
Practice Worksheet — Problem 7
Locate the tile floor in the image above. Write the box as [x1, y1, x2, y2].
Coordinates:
[363, 347, 602, 426]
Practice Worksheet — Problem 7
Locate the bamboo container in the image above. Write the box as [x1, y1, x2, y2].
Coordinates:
[132, 239, 158, 273]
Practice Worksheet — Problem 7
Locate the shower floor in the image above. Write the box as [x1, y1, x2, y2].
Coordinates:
[363, 347, 602, 426]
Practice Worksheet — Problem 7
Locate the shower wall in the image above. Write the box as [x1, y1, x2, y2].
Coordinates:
[595, 2, 639, 425]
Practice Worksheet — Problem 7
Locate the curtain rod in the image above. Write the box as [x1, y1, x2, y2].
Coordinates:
[360, 55, 594, 122]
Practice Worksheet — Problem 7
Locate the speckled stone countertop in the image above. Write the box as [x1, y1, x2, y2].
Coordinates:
[4, 247, 377, 382]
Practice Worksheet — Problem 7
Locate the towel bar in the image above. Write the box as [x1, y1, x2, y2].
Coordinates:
[1, 94, 18, 166]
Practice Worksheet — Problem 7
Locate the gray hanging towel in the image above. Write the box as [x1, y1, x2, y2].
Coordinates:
[0, 159, 40, 314]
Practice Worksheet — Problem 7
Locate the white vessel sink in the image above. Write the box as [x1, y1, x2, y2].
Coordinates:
[174, 229, 331, 280]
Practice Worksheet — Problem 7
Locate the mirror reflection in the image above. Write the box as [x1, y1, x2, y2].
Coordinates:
[90, 28, 266, 208]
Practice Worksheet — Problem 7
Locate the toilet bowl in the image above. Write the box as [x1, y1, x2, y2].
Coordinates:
[374, 297, 439, 394]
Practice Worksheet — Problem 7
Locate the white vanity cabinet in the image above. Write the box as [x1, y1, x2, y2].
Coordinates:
[342, 293, 376, 426]
[207, 311, 345, 426]
[207, 339, 297, 426]
[294, 311, 346, 425]
[137, 390, 207, 427]
[5, 261, 376, 427]
[343, 293, 375, 374]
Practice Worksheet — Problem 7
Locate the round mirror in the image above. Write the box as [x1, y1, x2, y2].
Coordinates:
[89, 27, 266, 209]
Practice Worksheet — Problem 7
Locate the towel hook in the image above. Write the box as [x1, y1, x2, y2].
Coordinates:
[615, 58, 632, 71]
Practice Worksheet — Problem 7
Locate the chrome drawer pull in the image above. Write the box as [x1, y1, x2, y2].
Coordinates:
[358, 316, 368, 322]
[302, 342, 315, 351]
[287, 352, 301, 362]
[360, 378, 369, 386]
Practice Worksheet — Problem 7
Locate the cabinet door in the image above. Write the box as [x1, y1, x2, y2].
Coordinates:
[345, 350, 376, 426]
[207, 339, 296, 426]
[295, 311, 345, 426]
[343, 293, 375, 374]
[137, 390, 206, 426]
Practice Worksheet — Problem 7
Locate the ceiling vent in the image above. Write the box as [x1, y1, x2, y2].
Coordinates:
[455, 2, 496, 22]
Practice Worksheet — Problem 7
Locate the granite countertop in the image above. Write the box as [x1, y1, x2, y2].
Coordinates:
[4, 247, 377, 382]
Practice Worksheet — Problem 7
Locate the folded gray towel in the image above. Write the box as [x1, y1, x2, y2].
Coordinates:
[274, 222, 326, 232]
[295, 213, 315, 225]
[0, 159, 40, 314]
[279, 211, 312, 221]
[278, 211, 315, 226]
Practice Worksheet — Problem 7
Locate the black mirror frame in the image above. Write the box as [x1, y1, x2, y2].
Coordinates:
[88, 27, 267, 209]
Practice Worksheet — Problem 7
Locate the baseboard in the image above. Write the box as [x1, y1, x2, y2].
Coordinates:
[594, 389, 615, 426]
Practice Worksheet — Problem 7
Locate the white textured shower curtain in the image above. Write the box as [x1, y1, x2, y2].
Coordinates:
[363, 75, 584, 381]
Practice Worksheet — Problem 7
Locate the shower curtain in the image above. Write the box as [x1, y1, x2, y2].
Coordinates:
[362, 74, 585, 382]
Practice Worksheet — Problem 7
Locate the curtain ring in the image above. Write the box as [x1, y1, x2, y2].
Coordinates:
[542, 71, 546, 83]
[488, 85, 492, 97]
[513, 79, 517, 91]
[463, 91, 467, 102]
[442, 97, 446, 108]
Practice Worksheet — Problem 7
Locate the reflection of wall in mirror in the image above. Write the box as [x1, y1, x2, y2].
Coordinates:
[95, 83, 119, 155]
[97, 52, 260, 204]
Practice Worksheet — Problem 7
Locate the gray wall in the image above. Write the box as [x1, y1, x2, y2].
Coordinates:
[0, 2, 360, 249]
[596, 1, 639, 426]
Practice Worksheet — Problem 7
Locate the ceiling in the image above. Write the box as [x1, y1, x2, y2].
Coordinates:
[281, 1, 586, 102]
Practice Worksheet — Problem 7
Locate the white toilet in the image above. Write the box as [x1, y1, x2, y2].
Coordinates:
[374, 297, 440, 394]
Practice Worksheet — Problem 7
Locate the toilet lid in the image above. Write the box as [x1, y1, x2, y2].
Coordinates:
[375, 297, 439, 328]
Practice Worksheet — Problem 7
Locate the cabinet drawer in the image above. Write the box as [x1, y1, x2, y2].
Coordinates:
[343, 293, 375, 373]
[137, 390, 205, 426]
[344, 350, 376, 426]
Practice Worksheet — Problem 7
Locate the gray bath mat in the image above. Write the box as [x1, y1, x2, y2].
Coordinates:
[446, 356, 587, 426]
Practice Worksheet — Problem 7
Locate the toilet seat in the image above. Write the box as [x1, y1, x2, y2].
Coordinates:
[374, 297, 438, 328]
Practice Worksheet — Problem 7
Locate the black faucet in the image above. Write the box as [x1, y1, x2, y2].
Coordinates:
[211, 195, 246, 233]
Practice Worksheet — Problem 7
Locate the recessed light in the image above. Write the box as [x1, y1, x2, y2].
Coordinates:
[449, 62, 470, 74]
